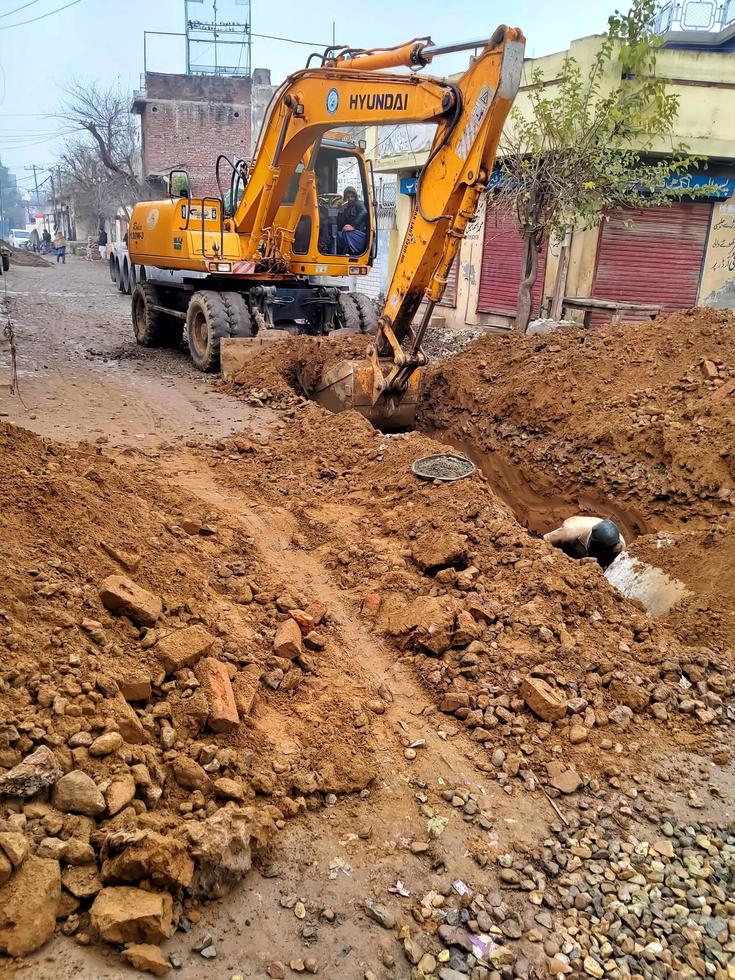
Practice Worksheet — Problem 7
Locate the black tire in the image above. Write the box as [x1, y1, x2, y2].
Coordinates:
[335, 293, 362, 333]
[186, 291, 231, 371]
[1, 254, 9, 273]
[219, 291, 255, 337]
[351, 291, 379, 335]
[126, 262, 136, 294]
[132, 282, 183, 348]
[109, 254, 116, 282]
[116, 259, 126, 293]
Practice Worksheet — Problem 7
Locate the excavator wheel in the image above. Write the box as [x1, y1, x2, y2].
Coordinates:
[132, 283, 183, 349]
[334, 291, 378, 335]
[186, 291, 233, 372]
[350, 291, 379, 335]
[219, 291, 255, 338]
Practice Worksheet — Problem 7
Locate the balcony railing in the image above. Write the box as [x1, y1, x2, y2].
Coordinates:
[655, 0, 735, 33]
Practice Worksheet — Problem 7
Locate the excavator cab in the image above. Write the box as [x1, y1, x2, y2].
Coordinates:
[276, 133, 375, 270]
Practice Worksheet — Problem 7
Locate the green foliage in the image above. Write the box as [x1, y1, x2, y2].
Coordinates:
[496, 0, 704, 242]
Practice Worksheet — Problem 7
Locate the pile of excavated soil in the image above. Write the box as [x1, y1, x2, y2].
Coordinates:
[0, 422, 378, 961]
[208, 406, 733, 783]
[419, 307, 735, 527]
[418, 306, 735, 654]
[1, 243, 50, 268]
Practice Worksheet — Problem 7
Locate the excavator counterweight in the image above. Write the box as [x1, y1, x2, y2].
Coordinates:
[128, 27, 525, 430]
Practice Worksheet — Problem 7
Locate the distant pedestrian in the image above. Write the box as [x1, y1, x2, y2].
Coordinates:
[30, 228, 40, 253]
[98, 227, 108, 260]
[53, 228, 67, 264]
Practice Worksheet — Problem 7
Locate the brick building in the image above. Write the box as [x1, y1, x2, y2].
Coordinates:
[132, 68, 274, 197]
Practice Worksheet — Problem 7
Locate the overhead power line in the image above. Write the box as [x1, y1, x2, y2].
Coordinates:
[0, 0, 82, 30]
[0, 0, 41, 20]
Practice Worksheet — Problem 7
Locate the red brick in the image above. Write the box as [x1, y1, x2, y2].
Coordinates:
[360, 594, 382, 618]
[273, 619, 302, 660]
[99, 575, 161, 628]
[288, 609, 315, 636]
[117, 675, 151, 703]
[233, 665, 261, 717]
[305, 601, 328, 626]
[194, 658, 240, 734]
[712, 378, 735, 402]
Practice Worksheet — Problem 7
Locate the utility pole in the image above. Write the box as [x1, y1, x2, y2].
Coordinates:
[24, 165, 42, 209]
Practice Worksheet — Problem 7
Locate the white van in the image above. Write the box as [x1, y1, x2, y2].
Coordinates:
[9, 229, 31, 249]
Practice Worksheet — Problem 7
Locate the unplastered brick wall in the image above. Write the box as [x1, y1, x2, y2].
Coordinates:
[136, 72, 254, 197]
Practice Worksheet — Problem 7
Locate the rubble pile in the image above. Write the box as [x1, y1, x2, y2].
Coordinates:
[211, 407, 733, 784]
[0, 422, 377, 965]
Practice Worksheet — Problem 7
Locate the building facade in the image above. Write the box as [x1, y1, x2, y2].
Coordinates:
[366, 22, 735, 326]
[132, 69, 275, 198]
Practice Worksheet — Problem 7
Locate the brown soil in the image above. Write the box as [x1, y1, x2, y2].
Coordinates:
[2, 261, 734, 978]
[1, 244, 50, 268]
[418, 307, 735, 651]
[419, 307, 735, 527]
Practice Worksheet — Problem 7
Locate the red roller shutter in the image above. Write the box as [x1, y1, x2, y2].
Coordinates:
[478, 209, 548, 316]
[439, 256, 459, 308]
[591, 202, 712, 324]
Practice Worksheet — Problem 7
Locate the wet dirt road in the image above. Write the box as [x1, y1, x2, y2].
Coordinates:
[0, 256, 271, 446]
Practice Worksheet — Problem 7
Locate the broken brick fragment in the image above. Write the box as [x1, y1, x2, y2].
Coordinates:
[195, 657, 240, 734]
[289, 609, 316, 636]
[521, 676, 567, 722]
[273, 619, 302, 660]
[156, 625, 214, 675]
[360, 593, 382, 618]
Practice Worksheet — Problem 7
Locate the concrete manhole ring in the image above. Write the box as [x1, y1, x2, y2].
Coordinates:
[411, 452, 476, 483]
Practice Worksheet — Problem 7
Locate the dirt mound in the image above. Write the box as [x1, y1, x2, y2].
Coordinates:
[1, 242, 50, 268]
[220, 333, 370, 407]
[0, 421, 380, 957]
[420, 307, 735, 527]
[209, 406, 733, 783]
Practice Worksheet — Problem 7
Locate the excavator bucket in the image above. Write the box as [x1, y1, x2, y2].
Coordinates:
[312, 357, 422, 431]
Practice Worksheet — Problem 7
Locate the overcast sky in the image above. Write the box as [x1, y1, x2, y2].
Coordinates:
[0, 0, 617, 194]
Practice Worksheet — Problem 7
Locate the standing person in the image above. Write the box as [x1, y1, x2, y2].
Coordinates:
[544, 516, 626, 570]
[98, 226, 108, 260]
[52, 227, 67, 264]
[42, 228, 52, 252]
[30, 228, 40, 253]
[336, 186, 368, 255]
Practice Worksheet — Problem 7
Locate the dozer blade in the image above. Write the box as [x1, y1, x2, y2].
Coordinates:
[219, 333, 283, 381]
[312, 357, 422, 430]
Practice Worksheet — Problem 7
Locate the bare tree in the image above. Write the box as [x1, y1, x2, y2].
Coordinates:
[56, 80, 143, 223]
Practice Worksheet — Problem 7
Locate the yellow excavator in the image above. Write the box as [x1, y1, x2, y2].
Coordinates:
[128, 26, 525, 428]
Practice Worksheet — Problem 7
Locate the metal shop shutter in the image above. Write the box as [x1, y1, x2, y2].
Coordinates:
[439, 255, 460, 308]
[478, 209, 548, 316]
[591, 202, 712, 323]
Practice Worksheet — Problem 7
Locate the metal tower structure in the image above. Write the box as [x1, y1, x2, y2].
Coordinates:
[184, 0, 252, 76]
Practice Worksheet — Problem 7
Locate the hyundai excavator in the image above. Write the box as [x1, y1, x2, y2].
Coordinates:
[128, 25, 525, 428]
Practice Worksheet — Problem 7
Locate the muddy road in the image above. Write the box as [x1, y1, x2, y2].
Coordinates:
[0, 257, 270, 447]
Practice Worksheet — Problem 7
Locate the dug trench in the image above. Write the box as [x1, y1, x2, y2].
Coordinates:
[1, 306, 734, 979]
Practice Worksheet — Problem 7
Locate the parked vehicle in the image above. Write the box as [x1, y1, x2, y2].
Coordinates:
[9, 229, 31, 250]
